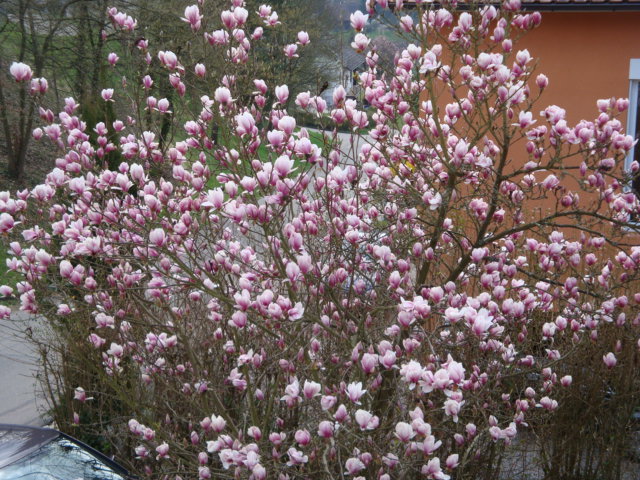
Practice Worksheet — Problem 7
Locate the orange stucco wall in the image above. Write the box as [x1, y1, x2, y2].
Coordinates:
[427, 12, 640, 245]
[514, 12, 640, 235]
[517, 12, 640, 124]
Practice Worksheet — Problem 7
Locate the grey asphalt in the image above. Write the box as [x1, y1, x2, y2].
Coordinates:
[0, 309, 46, 425]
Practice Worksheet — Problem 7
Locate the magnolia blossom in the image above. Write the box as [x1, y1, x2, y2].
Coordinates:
[354, 409, 379, 430]
[10, 62, 32, 82]
[302, 380, 321, 399]
[351, 33, 369, 52]
[297, 31, 310, 45]
[214, 87, 232, 105]
[603, 352, 617, 368]
[345, 458, 365, 475]
[350, 10, 368, 31]
[286, 448, 308, 466]
[395, 422, 415, 442]
[100, 88, 113, 102]
[283, 44, 298, 58]
[346, 382, 366, 404]
[0, 213, 14, 233]
[471, 308, 493, 336]
[275, 84, 289, 104]
[182, 5, 202, 31]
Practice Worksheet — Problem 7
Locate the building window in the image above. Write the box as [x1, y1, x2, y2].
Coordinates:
[626, 59, 640, 196]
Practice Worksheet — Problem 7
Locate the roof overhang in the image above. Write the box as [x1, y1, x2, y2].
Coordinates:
[391, 1, 640, 11]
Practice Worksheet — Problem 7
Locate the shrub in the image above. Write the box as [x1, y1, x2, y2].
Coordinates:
[1, 0, 639, 479]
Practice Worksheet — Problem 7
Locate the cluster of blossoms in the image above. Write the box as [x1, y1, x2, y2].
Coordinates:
[1, 0, 639, 478]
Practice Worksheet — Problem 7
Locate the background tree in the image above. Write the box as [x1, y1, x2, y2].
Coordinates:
[0, 0, 78, 180]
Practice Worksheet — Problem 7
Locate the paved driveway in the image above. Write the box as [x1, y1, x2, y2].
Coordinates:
[0, 309, 46, 425]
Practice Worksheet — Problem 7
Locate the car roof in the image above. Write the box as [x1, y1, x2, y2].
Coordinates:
[0, 424, 60, 469]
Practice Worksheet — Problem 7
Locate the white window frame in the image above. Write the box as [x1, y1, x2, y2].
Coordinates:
[625, 59, 640, 174]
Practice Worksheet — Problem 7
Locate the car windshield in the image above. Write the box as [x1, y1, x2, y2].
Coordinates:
[0, 436, 126, 480]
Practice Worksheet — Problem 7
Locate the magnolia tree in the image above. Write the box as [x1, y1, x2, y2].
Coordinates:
[1, 0, 639, 478]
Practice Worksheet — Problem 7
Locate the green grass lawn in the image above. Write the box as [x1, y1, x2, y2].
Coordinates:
[0, 240, 22, 291]
[199, 126, 326, 189]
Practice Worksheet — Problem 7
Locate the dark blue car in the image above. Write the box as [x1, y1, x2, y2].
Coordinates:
[0, 424, 136, 479]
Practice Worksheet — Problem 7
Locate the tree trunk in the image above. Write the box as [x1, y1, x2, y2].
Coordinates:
[7, 140, 28, 180]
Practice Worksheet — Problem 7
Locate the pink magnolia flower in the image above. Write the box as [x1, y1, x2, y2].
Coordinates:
[334, 404, 348, 422]
[400, 14, 414, 32]
[155, 442, 169, 460]
[258, 5, 272, 18]
[536, 73, 549, 89]
[0, 213, 15, 233]
[158, 50, 178, 70]
[275, 84, 289, 104]
[346, 382, 366, 404]
[355, 409, 379, 430]
[542, 174, 560, 190]
[233, 6, 249, 25]
[471, 308, 493, 336]
[294, 429, 311, 446]
[214, 87, 232, 105]
[345, 457, 365, 475]
[9, 62, 32, 82]
[350, 10, 368, 31]
[29, 78, 49, 95]
[538, 396, 559, 411]
[318, 421, 334, 438]
[446, 355, 465, 383]
[446, 454, 459, 469]
[265, 12, 280, 26]
[210, 415, 226, 432]
[421, 457, 450, 480]
[281, 378, 301, 406]
[361, 353, 378, 374]
[88, 333, 105, 348]
[297, 31, 310, 45]
[220, 10, 237, 29]
[394, 422, 415, 442]
[379, 350, 397, 369]
[286, 447, 308, 466]
[283, 44, 298, 58]
[458, 12, 472, 32]
[277, 116, 296, 135]
[107, 342, 124, 358]
[400, 360, 425, 388]
[517, 111, 535, 128]
[182, 5, 202, 31]
[274, 156, 294, 177]
[351, 33, 370, 52]
[194, 63, 206, 77]
[603, 352, 617, 368]
[321, 395, 337, 410]
[296, 91, 311, 108]
[74, 387, 87, 402]
[420, 51, 441, 73]
[302, 380, 321, 399]
[443, 399, 464, 422]
[252, 26, 264, 39]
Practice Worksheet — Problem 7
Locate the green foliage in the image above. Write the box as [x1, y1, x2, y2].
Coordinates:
[0, 239, 21, 294]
